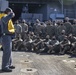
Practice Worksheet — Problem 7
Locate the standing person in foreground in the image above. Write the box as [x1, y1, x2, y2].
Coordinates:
[1, 8, 15, 72]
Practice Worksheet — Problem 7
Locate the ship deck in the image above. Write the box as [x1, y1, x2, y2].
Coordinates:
[0, 51, 76, 75]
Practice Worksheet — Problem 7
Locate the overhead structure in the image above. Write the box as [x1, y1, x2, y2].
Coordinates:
[63, 0, 76, 5]
[6, 0, 76, 20]
[7, 0, 76, 5]
[7, 0, 61, 4]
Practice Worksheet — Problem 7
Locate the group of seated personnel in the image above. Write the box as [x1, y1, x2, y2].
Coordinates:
[12, 32, 76, 55]
[12, 17, 76, 55]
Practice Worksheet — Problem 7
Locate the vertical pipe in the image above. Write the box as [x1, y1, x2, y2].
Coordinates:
[61, 0, 63, 14]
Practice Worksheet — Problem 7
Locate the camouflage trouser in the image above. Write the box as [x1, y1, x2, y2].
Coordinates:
[15, 32, 21, 38]
[21, 32, 27, 40]
[47, 45, 60, 53]
[60, 45, 70, 54]
[70, 44, 76, 54]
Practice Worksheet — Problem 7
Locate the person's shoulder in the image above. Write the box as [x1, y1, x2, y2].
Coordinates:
[0, 13, 7, 19]
[24, 23, 28, 26]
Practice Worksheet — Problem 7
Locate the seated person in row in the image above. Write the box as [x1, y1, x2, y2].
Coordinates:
[59, 36, 71, 55]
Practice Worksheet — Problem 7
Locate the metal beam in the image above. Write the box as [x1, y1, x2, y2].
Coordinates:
[61, 0, 63, 14]
[58, 0, 63, 14]
[9, 1, 46, 4]
[8, 0, 56, 4]
[58, 0, 62, 4]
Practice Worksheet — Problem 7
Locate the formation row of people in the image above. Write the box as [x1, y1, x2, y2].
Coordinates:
[13, 17, 76, 55]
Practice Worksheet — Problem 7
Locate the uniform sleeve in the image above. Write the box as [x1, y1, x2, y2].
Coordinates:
[1, 13, 14, 24]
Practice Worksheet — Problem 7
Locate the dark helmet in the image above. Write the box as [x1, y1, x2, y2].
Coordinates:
[4, 8, 13, 14]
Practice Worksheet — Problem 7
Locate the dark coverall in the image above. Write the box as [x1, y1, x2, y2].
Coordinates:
[1, 13, 15, 69]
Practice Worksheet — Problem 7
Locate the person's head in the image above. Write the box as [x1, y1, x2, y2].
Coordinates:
[31, 32, 34, 36]
[60, 21, 63, 26]
[15, 20, 19, 24]
[61, 30, 65, 35]
[47, 20, 52, 26]
[56, 21, 61, 26]
[4, 8, 13, 14]
[65, 17, 69, 22]
[52, 36, 56, 40]
[22, 19, 26, 24]
[4, 8, 15, 17]
[48, 20, 52, 24]
[46, 35, 50, 40]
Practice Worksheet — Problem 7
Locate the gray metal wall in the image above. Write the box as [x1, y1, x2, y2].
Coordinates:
[35, 4, 47, 21]
[64, 4, 76, 19]
[8, 0, 76, 20]
[47, 2, 61, 20]
[0, 0, 8, 11]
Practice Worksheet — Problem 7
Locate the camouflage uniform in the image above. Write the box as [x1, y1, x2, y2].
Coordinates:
[72, 23, 76, 36]
[57, 23, 66, 36]
[14, 21, 22, 38]
[32, 36, 43, 52]
[58, 30, 66, 42]
[12, 34, 23, 51]
[47, 36, 60, 54]
[39, 35, 51, 53]
[59, 37, 71, 54]
[64, 17, 72, 35]
[21, 20, 28, 40]
[45, 23, 56, 38]
[68, 34, 76, 53]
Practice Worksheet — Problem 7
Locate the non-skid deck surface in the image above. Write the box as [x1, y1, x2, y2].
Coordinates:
[0, 51, 76, 75]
